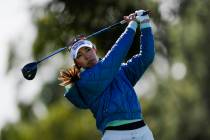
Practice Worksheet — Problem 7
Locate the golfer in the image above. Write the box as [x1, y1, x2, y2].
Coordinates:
[58, 9, 155, 140]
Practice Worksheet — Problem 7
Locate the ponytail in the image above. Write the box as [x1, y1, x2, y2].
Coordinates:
[58, 64, 81, 86]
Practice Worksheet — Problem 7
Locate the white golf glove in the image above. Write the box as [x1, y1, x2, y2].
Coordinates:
[135, 10, 151, 29]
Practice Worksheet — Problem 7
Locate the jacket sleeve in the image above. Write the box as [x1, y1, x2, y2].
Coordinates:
[121, 27, 155, 86]
[77, 22, 137, 94]
[64, 84, 89, 109]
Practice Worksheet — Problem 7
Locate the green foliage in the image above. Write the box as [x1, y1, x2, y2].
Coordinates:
[2, 101, 100, 140]
[4, 0, 210, 139]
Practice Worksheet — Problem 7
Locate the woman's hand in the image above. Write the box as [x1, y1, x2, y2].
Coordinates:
[135, 9, 151, 29]
[123, 13, 137, 22]
[123, 10, 151, 29]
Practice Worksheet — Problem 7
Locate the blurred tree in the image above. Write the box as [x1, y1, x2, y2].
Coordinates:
[2, 101, 100, 140]
[145, 0, 210, 139]
[2, 0, 210, 140]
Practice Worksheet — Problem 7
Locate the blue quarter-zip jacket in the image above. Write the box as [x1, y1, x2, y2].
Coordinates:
[64, 24, 155, 134]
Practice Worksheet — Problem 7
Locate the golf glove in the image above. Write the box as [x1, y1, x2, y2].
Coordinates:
[135, 10, 151, 29]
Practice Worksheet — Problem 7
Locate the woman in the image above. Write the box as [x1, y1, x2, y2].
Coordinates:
[58, 10, 155, 140]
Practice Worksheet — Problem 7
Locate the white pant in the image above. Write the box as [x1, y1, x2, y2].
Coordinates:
[102, 125, 154, 140]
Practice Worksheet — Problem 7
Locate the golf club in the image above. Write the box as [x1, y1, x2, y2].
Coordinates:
[21, 10, 150, 80]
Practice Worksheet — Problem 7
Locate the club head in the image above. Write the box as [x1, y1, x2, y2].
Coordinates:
[21, 62, 38, 80]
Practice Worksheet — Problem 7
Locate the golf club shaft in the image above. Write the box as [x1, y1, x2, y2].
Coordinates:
[36, 10, 150, 64]
[86, 20, 125, 39]
[37, 47, 67, 64]
[36, 20, 126, 64]
[86, 10, 150, 39]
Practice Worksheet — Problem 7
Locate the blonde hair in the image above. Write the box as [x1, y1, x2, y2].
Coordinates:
[58, 64, 81, 86]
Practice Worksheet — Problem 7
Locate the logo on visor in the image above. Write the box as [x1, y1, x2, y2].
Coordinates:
[72, 41, 85, 50]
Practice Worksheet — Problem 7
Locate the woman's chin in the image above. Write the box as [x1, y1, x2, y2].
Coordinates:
[87, 59, 98, 68]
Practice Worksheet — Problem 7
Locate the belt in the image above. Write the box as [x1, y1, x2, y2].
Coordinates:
[105, 120, 146, 130]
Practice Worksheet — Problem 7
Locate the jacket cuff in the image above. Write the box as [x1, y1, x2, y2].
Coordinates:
[127, 21, 138, 32]
[140, 22, 152, 29]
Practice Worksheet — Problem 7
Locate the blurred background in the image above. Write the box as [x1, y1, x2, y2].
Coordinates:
[1, 0, 210, 139]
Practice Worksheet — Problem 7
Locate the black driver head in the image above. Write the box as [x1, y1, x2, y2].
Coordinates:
[21, 62, 38, 80]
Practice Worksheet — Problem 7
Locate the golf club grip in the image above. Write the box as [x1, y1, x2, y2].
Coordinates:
[120, 10, 151, 24]
[142, 10, 150, 16]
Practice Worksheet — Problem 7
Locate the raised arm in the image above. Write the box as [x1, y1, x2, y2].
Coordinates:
[121, 10, 155, 86]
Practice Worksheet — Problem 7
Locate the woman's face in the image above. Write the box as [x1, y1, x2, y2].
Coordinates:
[75, 47, 98, 68]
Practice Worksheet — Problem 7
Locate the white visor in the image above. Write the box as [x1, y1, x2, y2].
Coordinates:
[70, 40, 93, 59]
